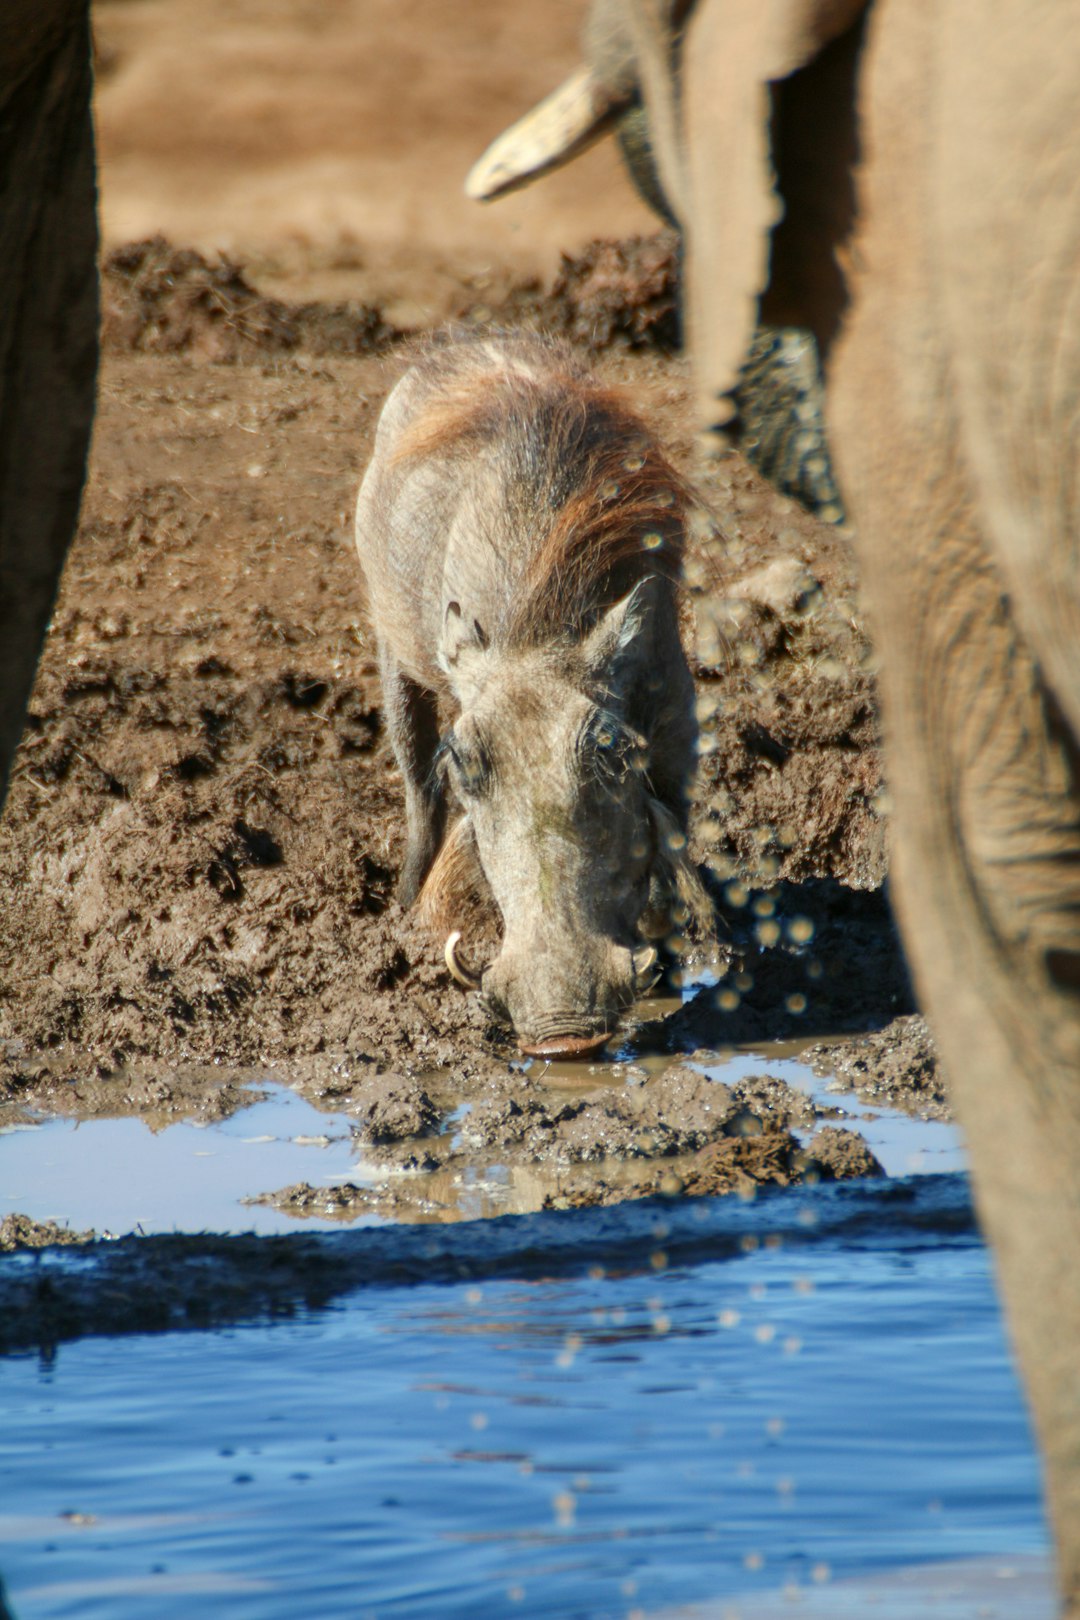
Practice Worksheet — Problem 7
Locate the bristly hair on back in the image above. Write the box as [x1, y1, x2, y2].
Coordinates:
[389, 331, 695, 645]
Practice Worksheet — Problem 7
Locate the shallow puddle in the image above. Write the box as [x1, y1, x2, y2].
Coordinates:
[0, 1048, 962, 1236]
[0, 1087, 374, 1237]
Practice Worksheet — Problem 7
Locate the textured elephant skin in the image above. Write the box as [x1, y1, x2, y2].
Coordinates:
[473, 0, 1080, 1607]
[656, 0, 1080, 1606]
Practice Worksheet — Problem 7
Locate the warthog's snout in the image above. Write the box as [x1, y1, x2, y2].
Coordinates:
[475, 937, 661, 1059]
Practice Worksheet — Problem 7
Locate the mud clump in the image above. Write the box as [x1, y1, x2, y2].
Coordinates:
[254, 1060, 884, 1223]
[103, 238, 398, 361]
[545, 1123, 882, 1210]
[1, 1214, 95, 1252]
[723, 1069, 819, 1131]
[451, 233, 681, 352]
[807, 1015, 948, 1119]
[803, 1125, 885, 1181]
[546, 233, 680, 351]
[457, 1064, 742, 1166]
[677, 1125, 882, 1200]
[247, 1181, 376, 1219]
[352, 1074, 439, 1144]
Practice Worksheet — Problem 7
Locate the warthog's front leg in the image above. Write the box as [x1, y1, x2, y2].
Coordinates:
[378, 645, 446, 906]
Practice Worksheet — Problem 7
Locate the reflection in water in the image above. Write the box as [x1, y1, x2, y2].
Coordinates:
[0, 1047, 967, 1237]
[0, 1203, 1049, 1618]
[0, 1030, 965, 1231]
[0, 1086, 371, 1236]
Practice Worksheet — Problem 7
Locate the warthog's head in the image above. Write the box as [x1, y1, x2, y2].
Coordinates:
[422, 579, 711, 1058]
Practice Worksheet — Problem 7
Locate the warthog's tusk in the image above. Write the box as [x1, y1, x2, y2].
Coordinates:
[465, 67, 620, 202]
[444, 930, 482, 990]
[632, 944, 662, 992]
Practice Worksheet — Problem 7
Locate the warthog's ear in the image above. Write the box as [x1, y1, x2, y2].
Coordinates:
[439, 600, 490, 685]
[583, 576, 662, 695]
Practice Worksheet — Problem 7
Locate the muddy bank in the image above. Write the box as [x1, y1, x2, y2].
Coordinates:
[102, 237, 400, 362]
[0, 1214, 95, 1253]
[807, 1014, 946, 1118]
[0, 1175, 974, 1355]
[0, 238, 930, 1228]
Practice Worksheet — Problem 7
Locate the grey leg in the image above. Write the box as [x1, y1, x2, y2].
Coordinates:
[379, 644, 445, 906]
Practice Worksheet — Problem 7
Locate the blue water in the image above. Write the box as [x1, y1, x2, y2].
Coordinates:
[0, 1183, 1050, 1619]
[0, 1087, 369, 1237]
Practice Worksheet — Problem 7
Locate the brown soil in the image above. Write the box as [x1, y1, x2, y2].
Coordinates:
[90, 0, 657, 322]
[0, 1, 936, 1235]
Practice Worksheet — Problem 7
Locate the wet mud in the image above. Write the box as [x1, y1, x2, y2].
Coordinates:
[0, 1214, 95, 1254]
[0, 235, 937, 1246]
[249, 1063, 883, 1223]
[807, 1013, 946, 1118]
[0, 1175, 975, 1356]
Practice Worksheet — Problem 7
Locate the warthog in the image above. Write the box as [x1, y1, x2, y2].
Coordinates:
[355, 332, 711, 1057]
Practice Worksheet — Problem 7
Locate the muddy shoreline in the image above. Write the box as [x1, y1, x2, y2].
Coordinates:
[0, 1173, 973, 1354]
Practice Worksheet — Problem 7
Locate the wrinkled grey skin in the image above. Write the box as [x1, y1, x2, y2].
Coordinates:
[468, 1, 1080, 1608]
[355, 335, 700, 1056]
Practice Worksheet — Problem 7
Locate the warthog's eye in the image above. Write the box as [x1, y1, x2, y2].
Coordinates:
[439, 730, 489, 798]
[580, 710, 642, 786]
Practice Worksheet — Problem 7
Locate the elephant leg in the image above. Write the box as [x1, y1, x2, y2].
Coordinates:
[0, 1, 99, 811]
[378, 645, 446, 907]
[831, 4, 1080, 1609]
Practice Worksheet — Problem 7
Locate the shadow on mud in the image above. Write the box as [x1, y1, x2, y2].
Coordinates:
[641, 877, 913, 1053]
[0, 1175, 971, 1358]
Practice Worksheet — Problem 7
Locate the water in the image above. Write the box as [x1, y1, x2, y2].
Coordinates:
[0, 1183, 1051, 1618]
[0, 1054, 964, 1237]
[0, 1087, 372, 1237]
[0, 1059, 1051, 1616]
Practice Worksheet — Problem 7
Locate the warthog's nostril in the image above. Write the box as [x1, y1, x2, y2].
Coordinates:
[518, 1031, 611, 1059]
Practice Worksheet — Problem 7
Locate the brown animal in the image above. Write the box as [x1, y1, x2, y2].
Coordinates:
[0, 0, 99, 812]
[467, 1, 1080, 1609]
[355, 333, 710, 1057]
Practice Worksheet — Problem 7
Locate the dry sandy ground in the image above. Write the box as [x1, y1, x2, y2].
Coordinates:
[0, 0, 942, 1233]
[92, 0, 655, 318]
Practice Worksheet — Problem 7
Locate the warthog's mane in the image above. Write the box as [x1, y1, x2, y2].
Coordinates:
[390, 331, 692, 646]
